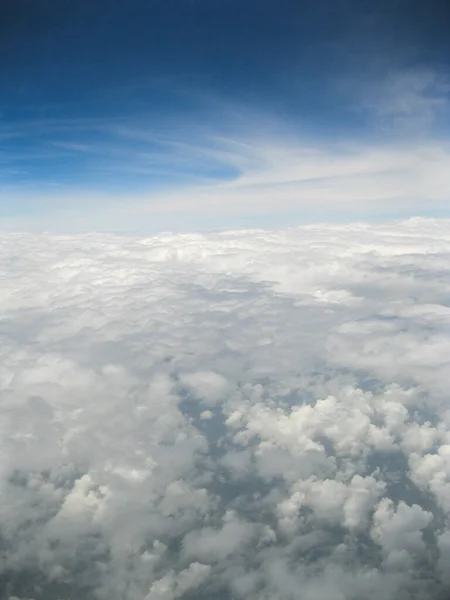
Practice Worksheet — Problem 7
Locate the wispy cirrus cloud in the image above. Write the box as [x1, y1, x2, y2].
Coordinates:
[350, 67, 450, 133]
[1, 71, 450, 232]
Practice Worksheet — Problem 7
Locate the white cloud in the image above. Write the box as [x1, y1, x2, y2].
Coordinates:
[144, 562, 211, 600]
[179, 370, 230, 406]
[93, 139, 450, 228]
[2, 94, 450, 232]
[1, 219, 450, 598]
[182, 511, 258, 563]
[371, 499, 433, 570]
[359, 68, 450, 132]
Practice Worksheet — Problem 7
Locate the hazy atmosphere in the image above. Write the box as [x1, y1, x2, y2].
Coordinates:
[2, 1, 450, 599]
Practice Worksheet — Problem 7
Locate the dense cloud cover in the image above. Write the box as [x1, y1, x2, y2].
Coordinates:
[1, 219, 450, 600]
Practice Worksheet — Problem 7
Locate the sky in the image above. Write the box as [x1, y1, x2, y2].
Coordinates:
[4, 5, 450, 599]
[2, 0, 450, 231]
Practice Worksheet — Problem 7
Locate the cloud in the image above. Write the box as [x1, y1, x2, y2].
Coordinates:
[2, 88, 450, 231]
[357, 68, 450, 133]
[179, 371, 230, 407]
[3, 137, 450, 233]
[1, 218, 450, 599]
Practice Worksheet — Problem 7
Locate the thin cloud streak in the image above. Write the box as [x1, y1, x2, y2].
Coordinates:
[1, 70, 450, 231]
[2, 139, 450, 232]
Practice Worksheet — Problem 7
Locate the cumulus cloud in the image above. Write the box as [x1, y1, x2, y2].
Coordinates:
[1, 218, 450, 599]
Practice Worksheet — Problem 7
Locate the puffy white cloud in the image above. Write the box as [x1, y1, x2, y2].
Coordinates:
[182, 510, 258, 563]
[371, 499, 433, 570]
[179, 370, 230, 406]
[1, 218, 450, 599]
[144, 562, 211, 600]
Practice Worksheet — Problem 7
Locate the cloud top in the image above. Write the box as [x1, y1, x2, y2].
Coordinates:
[1, 218, 450, 599]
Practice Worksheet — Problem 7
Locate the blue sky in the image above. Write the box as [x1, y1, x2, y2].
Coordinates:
[1, 0, 450, 231]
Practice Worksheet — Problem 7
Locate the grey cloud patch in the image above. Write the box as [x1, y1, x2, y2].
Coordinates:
[1, 218, 450, 599]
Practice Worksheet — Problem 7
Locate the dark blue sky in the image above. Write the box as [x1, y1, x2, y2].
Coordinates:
[1, 0, 450, 231]
[2, 0, 449, 114]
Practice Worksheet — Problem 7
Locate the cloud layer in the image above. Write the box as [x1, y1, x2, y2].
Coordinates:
[1, 218, 450, 599]
[2, 68, 450, 232]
